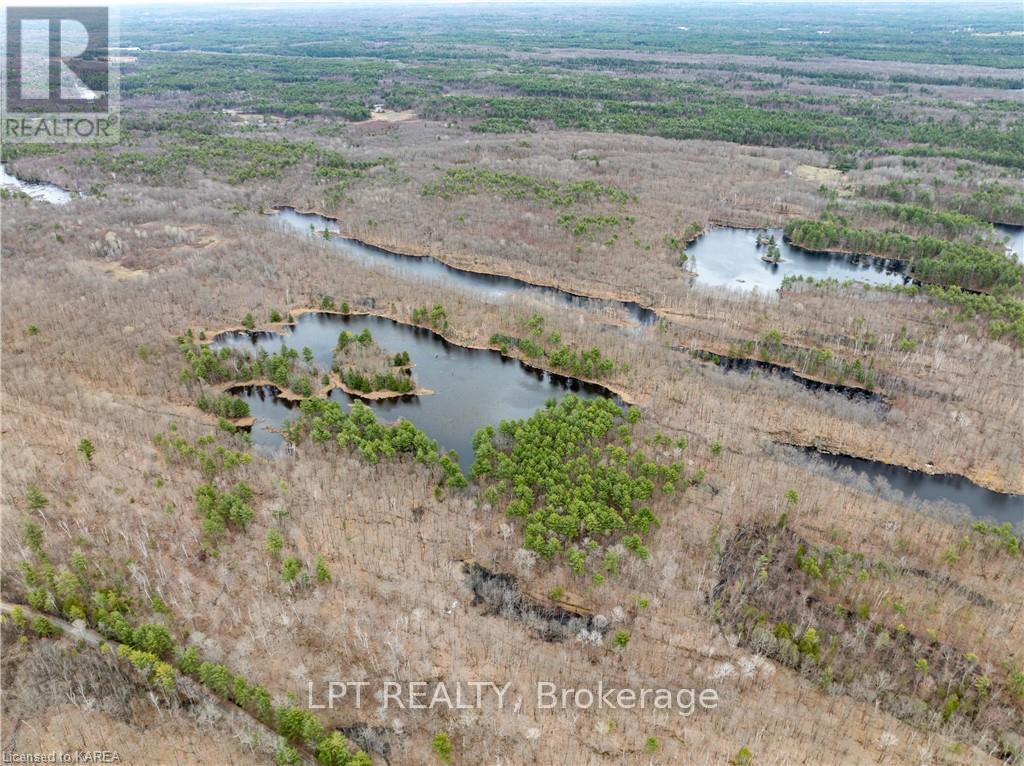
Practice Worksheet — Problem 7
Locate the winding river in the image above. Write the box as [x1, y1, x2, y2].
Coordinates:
[212, 312, 614, 471]
[276, 207, 658, 325]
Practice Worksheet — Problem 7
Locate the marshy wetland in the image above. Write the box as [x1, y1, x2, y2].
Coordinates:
[210, 310, 1021, 523]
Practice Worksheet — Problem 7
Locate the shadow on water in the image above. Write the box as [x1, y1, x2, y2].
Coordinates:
[6, 165, 1013, 522]
[277, 210, 912, 310]
[213, 312, 617, 472]
[228, 384, 297, 452]
[797, 447, 1023, 526]
[217, 321, 1019, 522]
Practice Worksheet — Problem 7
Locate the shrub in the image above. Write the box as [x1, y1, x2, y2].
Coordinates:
[197, 393, 251, 419]
[797, 627, 821, 660]
[132, 623, 175, 659]
[281, 556, 303, 583]
[431, 732, 453, 764]
[195, 482, 255, 543]
[1009, 669, 1024, 700]
[31, 616, 61, 637]
[77, 438, 96, 464]
[731, 747, 754, 766]
[315, 555, 331, 584]
[266, 529, 284, 558]
[177, 646, 200, 676]
[26, 485, 48, 511]
[198, 662, 234, 697]
[276, 741, 302, 766]
[316, 732, 359, 766]
[411, 304, 448, 330]
[21, 518, 44, 551]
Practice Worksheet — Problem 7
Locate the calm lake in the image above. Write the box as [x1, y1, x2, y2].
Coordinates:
[214, 313, 1021, 524]
[212, 312, 613, 471]
[685, 227, 908, 291]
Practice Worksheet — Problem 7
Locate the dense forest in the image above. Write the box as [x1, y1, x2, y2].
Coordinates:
[118, 4, 1024, 67]
[115, 49, 1024, 169]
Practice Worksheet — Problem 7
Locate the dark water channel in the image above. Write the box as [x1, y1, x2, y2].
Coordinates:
[275, 207, 658, 324]
[216, 314, 1021, 524]
[677, 347, 888, 406]
[800, 448, 1023, 526]
[277, 209, 910, 303]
